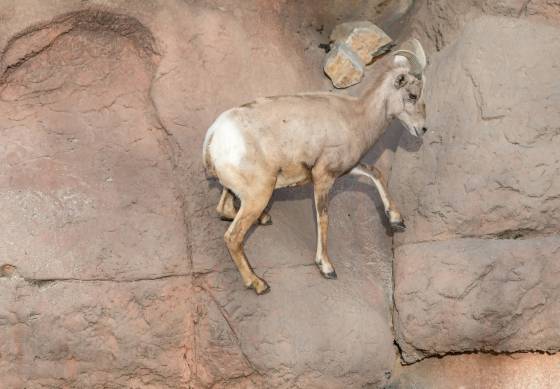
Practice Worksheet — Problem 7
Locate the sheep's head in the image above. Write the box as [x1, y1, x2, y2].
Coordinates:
[386, 39, 428, 137]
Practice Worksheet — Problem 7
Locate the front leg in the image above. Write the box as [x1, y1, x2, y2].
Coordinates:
[350, 163, 406, 231]
[312, 171, 337, 279]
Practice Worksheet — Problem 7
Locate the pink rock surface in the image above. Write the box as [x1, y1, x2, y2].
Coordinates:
[0, 2, 400, 387]
[391, 352, 560, 389]
[2, 1, 560, 387]
[394, 237, 560, 363]
[391, 16, 560, 247]
[390, 15, 560, 364]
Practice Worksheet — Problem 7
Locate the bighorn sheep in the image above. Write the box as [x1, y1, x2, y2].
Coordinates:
[203, 39, 427, 294]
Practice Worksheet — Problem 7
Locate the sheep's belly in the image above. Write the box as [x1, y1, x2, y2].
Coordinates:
[275, 163, 312, 189]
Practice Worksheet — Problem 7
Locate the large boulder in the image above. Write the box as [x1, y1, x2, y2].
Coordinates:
[390, 15, 560, 362]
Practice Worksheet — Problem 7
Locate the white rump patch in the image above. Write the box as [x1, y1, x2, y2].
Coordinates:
[207, 112, 247, 169]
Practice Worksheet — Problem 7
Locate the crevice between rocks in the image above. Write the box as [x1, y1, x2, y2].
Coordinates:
[0, 268, 191, 287]
[400, 347, 559, 366]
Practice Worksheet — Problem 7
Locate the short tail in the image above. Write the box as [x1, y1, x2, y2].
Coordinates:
[202, 129, 216, 177]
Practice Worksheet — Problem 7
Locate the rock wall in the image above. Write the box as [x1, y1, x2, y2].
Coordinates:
[404, 0, 560, 53]
[390, 15, 560, 363]
[2, 0, 560, 387]
[0, 1, 403, 388]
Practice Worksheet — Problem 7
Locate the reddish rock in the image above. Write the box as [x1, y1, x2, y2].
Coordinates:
[0, 2, 398, 388]
[0, 276, 193, 388]
[390, 16, 560, 247]
[390, 353, 560, 388]
[390, 15, 560, 364]
[394, 237, 560, 363]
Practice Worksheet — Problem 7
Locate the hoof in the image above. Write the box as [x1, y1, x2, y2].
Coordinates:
[258, 212, 272, 225]
[390, 220, 406, 232]
[322, 269, 338, 280]
[249, 277, 271, 295]
[386, 210, 406, 232]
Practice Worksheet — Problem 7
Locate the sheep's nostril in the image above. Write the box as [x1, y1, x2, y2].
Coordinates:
[422, 127, 428, 134]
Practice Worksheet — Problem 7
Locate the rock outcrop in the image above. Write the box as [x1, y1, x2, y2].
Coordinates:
[390, 15, 560, 363]
[2, 0, 560, 387]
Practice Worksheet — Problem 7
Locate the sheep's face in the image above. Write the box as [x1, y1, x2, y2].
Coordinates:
[387, 72, 427, 137]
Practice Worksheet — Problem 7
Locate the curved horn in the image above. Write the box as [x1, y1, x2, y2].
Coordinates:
[393, 38, 427, 78]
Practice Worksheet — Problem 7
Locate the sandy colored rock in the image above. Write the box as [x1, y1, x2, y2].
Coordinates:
[393, 237, 560, 363]
[0, 13, 187, 282]
[330, 21, 393, 64]
[323, 42, 365, 88]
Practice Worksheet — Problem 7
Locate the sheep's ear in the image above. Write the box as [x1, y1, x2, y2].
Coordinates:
[394, 73, 408, 89]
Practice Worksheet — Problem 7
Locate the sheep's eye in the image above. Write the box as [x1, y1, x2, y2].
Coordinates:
[408, 93, 418, 102]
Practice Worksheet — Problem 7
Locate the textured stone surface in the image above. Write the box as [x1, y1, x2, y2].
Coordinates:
[390, 16, 560, 247]
[3, 0, 560, 387]
[0, 15, 186, 282]
[198, 264, 394, 388]
[323, 42, 365, 88]
[394, 237, 560, 363]
[389, 353, 560, 389]
[0, 1, 398, 387]
[330, 21, 393, 64]
[390, 15, 560, 364]
[407, 0, 560, 53]
[0, 275, 193, 388]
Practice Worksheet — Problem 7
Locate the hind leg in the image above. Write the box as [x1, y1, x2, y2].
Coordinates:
[216, 187, 272, 225]
[217, 188, 237, 220]
[224, 179, 275, 294]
